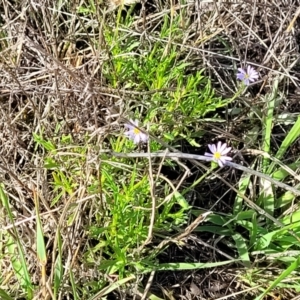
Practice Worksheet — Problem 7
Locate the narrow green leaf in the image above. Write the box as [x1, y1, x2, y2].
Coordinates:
[174, 192, 191, 210]
[267, 115, 300, 174]
[0, 289, 14, 300]
[146, 260, 238, 272]
[255, 256, 300, 300]
[262, 80, 277, 172]
[69, 270, 79, 300]
[88, 275, 135, 300]
[0, 185, 33, 297]
[232, 233, 251, 267]
[54, 230, 63, 298]
[36, 214, 47, 264]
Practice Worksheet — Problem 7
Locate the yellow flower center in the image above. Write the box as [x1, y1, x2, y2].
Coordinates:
[133, 128, 140, 135]
[213, 152, 221, 160]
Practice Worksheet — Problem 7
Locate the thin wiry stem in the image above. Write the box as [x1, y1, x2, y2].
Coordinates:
[108, 151, 300, 196]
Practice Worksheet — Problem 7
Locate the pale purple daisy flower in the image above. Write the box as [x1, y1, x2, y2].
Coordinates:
[237, 65, 259, 85]
[204, 141, 232, 167]
[124, 119, 148, 144]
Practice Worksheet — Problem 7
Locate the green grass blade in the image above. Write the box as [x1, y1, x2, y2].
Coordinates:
[233, 171, 253, 215]
[262, 80, 277, 172]
[35, 206, 47, 263]
[232, 233, 251, 267]
[0, 289, 14, 300]
[260, 84, 277, 216]
[141, 260, 239, 273]
[275, 115, 300, 160]
[69, 269, 79, 300]
[54, 230, 63, 299]
[88, 275, 135, 299]
[255, 256, 300, 300]
[0, 185, 33, 297]
[267, 115, 300, 174]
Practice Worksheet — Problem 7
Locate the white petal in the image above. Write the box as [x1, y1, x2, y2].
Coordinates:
[219, 143, 227, 153]
[204, 152, 214, 157]
[221, 147, 231, 155]
[223, 156, 232, 161]
[140, 133, 148, 143]
[218, 160, 224, 167]
[237, 73, 245, 80]
[134, 134, 141, 144]
[251, 72, 259, 79]
[124, 130, 133, 138]
[238, 68, 246, 74]
[220, 156, 232, 165]
[211, 144, 217, 153]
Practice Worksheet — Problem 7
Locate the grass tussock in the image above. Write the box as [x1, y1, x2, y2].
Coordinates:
[0, 0, 300, 299]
